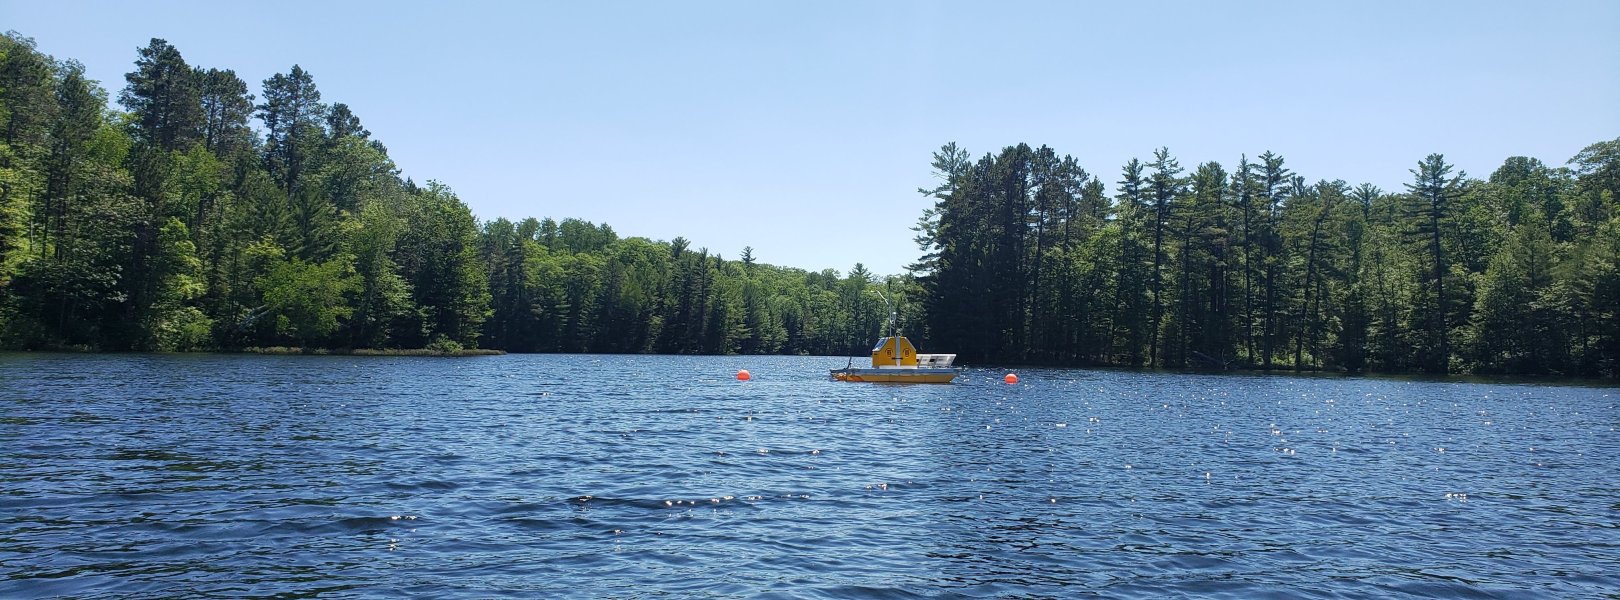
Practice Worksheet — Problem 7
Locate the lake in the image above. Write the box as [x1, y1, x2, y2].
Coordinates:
[1, 353, 1616, 598]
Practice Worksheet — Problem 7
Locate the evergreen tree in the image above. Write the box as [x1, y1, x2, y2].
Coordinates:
[1405, 153, 1465, 373]
[0, 34, 55, 292]
[39, 60, 102, 259]
[120, 39, 202, 152]
[118, 38, 207, 349]
[1145, 148, 1185, 366]
[5, 32, 1618, 376]
[1230, 155, 1259, 364]
[1111, 158, 1151, 365]
[1255, 151, 1292, 368]
[1170, 161, 1232, 368]
[195, 68, 254, 159]
[391, 182, 489, 347]
[1468, 213, 1562, 373]
[257, 65, 323, 221]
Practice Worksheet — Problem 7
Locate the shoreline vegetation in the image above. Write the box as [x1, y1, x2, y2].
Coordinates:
[2, 344, 505, 356]
[8, 348, 1619, 390]
[1, 33, 1616, 379]
[245, 346, 505, 357]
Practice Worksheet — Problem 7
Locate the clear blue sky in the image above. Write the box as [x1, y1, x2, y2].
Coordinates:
[7, 1, 1618, 275]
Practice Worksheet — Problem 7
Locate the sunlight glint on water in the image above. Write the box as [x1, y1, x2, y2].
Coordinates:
[1, 353, 1616, 598]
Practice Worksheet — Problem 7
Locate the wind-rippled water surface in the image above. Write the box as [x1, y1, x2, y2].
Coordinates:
[2, 353, 1617, 598]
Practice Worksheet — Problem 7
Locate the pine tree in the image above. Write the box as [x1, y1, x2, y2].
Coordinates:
[1405, 153, 1465, 373]
[195, 68, 254, 158]
[1255, 151, 1292, 368]
[1111, 158, 1150, 365]
[1145, 148, 1185, 366]
[120, 39, 202, 152]
[257, 65, 323, 218]
[118, 38, 207, 348]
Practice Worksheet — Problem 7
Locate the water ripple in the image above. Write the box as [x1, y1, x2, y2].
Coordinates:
[1, 354, 1616, 598]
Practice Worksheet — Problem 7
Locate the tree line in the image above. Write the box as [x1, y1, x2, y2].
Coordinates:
[0, 34, 891, 356]
[3, 33, 1615, 378]
[912, 140, 1620, 378]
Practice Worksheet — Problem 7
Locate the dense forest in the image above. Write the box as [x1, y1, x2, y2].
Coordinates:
[0, 34, 892, 357]
[913, 141, 1620, 378]
[1, 33, 1616, 377]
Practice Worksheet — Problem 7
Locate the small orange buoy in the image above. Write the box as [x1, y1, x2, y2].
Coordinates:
[737, 369, 751, 381]
[1004, 373, 1019, 384]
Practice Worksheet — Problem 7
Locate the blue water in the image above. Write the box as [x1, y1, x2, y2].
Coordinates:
[1, 353, 1616, 598]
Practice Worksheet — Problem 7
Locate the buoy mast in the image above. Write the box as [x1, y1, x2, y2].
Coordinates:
[874, 286, 900, 367]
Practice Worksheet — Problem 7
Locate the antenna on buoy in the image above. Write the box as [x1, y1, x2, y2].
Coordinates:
[873, 279, 900, 366]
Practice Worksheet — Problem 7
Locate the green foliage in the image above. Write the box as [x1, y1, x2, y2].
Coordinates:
[121, 38, 202, 152]
[148, 217, 211, 350]
[1, 33, 55, 294]
[195, 67, 254, 157]
[1563, 214, 1620, 375]
[257, 65, 321, 199]
[920, 142, 1620, 378]
[1569, 138, 1620, 210]
[0, 32, 1612, 377]
[256, 254, 359, 346]
[392, 182, 490, 347]
[349, 193, 412, 347]
[425, 334, 463, 355]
